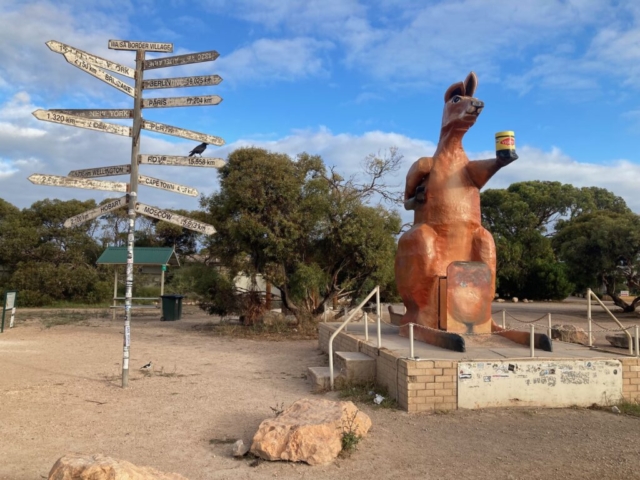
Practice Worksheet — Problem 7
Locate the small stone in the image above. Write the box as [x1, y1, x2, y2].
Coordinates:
[512, 297, 519, 303]
[232, 439, 250, 457]
[496, 299, 505, 303]
[522, 299, 529, 303]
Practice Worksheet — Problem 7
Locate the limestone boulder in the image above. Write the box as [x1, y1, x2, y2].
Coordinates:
[606, 333, 634, 349]
[48, 454, 187, 480]
[250, 398, 372, 466]
[551, 324, 589, 345]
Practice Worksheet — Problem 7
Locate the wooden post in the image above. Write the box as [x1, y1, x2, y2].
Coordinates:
[265, 282, 272, 310]
[112, 268, 118, 321]
[160, 266, 165, 296]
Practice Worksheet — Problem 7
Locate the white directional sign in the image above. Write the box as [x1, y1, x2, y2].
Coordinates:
[33, 110, 132, 137]
[142, 95, 222, 109]
[46, 40, 135, 78]
[138, 175, 198, 197]
[68, 164, 131, 178]
[142, 75, 222, 90]
[142, 119, 224, 146]
[108, 40, 173, 52]
[50, 109, 133, 119]
[28, 174, 128, 193]
[64, 196, 128, 228]
[143, 50, 219, 70]
[139, 154, 226, 168]
[64, 53, 135, 97]
[135, 202, 216, 235]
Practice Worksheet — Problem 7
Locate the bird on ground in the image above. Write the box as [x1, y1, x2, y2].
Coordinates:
[140, 361, 152, 370]
[188, 142, 207, 157]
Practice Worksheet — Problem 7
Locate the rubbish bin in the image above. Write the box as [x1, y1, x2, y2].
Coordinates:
[161, 294, 184, 321]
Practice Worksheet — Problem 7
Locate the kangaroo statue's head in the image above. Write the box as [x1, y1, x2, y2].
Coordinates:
[441, 72, 483, 133]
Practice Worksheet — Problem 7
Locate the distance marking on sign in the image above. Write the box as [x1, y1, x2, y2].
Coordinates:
[64, 196, 128, 228]
[143, 50, 219, 70]
[138, 175, 198, 197]
[138, 154, 226, 168]
[108, 40, 173, 52]
[49, 109, 133, 119]
[135, 202, 216, 235]
[32, 110, 132, 137]
[142, 75, 222, 90]
[46, 40, 134, 78]
[64, 53, 135, 97]
[68, 164, 131, 178]
[142, 95, 222, 109]
[28, 174, 128, 193]
[141, 119, 224, 146]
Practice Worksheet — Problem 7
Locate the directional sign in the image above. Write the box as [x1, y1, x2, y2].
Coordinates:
[49, 109, 133, 119]
[142, 119, 224, 146]
[139, 154, 226, 168]
[142, 95, 222, 109]
[108, 40, 173, 52]
[144, 50, 219, 70]
[28, 174, 128, 193]
[64, 53, 135, 97]
[142, 75, 222, 90]
[135, 203, 215, 235]
[46, 40, 135, 78]
[64, 196, 128, 228]
[138, 175, 198, 197]
[68, 164, 131, 178]
[33, 110, 132, 137]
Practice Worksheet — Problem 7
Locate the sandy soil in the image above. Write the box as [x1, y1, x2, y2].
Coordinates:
[1, 306, 640, 480]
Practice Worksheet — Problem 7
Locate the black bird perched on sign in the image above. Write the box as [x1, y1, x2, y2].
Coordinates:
[188, 142, 207, 157]
[140, 361, 152, 370]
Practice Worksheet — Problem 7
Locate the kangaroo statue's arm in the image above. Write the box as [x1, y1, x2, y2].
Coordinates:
[404, 156, 433, 200]
[466, 154, 518, 190]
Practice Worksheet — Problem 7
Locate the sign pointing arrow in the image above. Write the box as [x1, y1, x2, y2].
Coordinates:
[64, 53, 135, 97]
[138, 175, 198, 197]
[142, 75, 222, 90]
[142, 119, 224, 146]
[64, 196, 128, 228]
[68, 164, 131, 178]
[108, 40, 173, 52]
[143, 50, 219, 70]
[33, 110, 132, 137]
[138, 154, 226, 168]
[28, 174, 128, 193]
[142, 95, 222, 109]
[46, 40, 134, 78]
[135, 202, 216, 235]
[50, 109, 133, 119]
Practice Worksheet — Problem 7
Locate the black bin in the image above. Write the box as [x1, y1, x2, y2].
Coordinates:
[161, 294, 184, 321]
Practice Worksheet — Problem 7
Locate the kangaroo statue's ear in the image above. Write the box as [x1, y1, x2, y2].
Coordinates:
[444, 81, 466, 102]
[464, 72, 478, 97]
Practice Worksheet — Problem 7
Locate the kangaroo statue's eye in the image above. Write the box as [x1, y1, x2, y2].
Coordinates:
[452, 96, 461, 103]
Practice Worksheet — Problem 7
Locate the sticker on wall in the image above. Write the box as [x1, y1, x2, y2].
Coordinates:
[459, 367, 472, 379]
[483, 376, 491, 382]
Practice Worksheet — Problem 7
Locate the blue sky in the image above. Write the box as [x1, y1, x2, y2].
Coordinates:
[2, 0, 640, 222]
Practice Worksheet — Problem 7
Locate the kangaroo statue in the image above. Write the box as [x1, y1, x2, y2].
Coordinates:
[395, 72, 551, 352]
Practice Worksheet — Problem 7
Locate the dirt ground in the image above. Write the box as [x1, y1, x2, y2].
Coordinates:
[2, 304, 640, 480]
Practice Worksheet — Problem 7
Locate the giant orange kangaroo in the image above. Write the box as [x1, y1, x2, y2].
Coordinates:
[395, 72, 551, 352]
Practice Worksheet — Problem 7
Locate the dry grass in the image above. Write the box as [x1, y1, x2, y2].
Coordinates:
[192, 317, 318, 341]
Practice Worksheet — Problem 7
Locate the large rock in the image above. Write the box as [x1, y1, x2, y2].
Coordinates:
[551, 324, 589, 345]
[388, 304, 405, 326]
[48, 454, 187, 480]
[606, 333, 635, 349]
[250, 398, 372, 466]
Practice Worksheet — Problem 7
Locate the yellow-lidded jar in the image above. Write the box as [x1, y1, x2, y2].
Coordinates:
[495, 131, 515, 151]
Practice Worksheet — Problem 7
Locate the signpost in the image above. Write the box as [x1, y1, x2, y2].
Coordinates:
[30, 38, 224, 388]
[68, 165, 131, 178]
[1, 291, 17, 333]
[63, 196, 128, 228]
[139, 154, 225, 168]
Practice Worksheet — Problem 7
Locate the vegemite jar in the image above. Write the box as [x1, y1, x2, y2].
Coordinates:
[495, 131, 517, 161]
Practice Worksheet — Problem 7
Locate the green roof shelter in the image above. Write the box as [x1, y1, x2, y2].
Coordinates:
[97, 247, 180, 319]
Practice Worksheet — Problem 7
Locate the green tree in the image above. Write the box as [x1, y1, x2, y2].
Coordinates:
[200, 147, 401, 321]
[553, 211, 640, 312]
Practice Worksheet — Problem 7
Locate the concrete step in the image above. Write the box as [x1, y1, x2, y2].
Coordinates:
[335, 351, 375, 385]
[308, 366, 332, 391]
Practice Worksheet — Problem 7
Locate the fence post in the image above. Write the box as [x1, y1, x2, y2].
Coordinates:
[344, 307, 348, 333]
[323, 304, 327, 323]
[635, 325, 639, 359]
[501, 309, 506, 329]
[547, 313, 552, 339]
[364, 312, 369, 342]
[530, 324, 535, 358]
[409, 324, 414, 359]
[376, 286, 382, 348]
[587, 288, 593, 347]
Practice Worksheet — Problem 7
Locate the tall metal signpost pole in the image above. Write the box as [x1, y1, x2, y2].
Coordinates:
[30, 39, 225, 387]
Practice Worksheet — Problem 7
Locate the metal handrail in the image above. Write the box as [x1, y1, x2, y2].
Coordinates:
[587, 288, 633, 355]
[329, 285, 380, 389]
